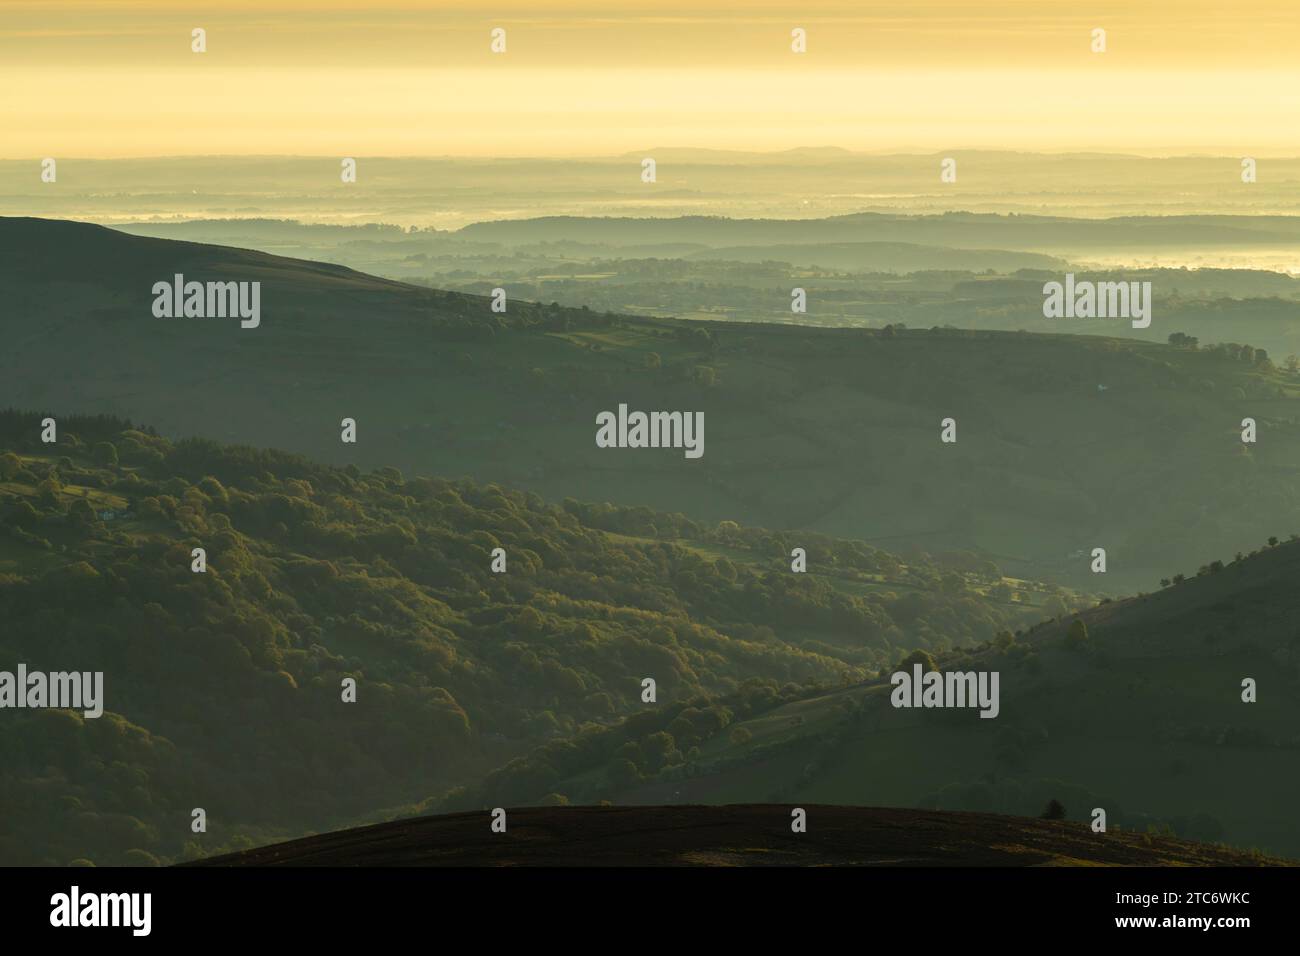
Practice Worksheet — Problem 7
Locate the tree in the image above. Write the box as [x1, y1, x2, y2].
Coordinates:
[609, 759, 641, 789]
[5, 499, 39, 528]
[1041, 798, 1067, 820]
[640, 731, 680, 772]
[36, 477, 62, 509]
[0, 452, 21, 480]
[93, 442, 119, 467]
[69, 498, 97, 528]
[1065, 618, 1089, 648]
[896, 649, 939, 673]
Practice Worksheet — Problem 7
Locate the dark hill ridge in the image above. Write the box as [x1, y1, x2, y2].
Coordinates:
[4, 215, 1300, 593]
[0, 216, 408, 293]
[185, 805, 1292, 867]
[1031, 529, 1300, 658]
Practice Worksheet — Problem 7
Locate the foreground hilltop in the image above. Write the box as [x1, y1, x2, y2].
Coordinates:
[188, 804, 1291, 867]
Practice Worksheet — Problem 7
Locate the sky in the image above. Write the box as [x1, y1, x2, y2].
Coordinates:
[4, 1, 1300, 157]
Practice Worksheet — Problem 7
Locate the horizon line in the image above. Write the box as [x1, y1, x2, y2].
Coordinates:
[8, 147, 1300, 162]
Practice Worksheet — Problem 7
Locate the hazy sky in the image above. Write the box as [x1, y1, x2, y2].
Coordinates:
[5, 1, 1300, 157]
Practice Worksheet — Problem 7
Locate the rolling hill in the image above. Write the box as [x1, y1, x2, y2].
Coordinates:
[447, 536, 1300, 857]
[0, 415, 1060, 865]
[3, 217, 1299, 593]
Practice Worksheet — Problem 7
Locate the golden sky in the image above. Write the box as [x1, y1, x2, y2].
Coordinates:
[4, 1, 1300, 156]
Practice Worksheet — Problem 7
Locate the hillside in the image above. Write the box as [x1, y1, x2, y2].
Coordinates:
[0, 414, 1060, 865]
[450, 537, 1300, 858]
[186, 805, 1292, 867]
[3, 217, 1299, 592]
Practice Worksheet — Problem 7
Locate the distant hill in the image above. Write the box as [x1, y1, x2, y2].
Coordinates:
[456, 211, 1300, 252]
[685, 241, 1065, 273]
[4, 216, 1300, 593]
[452, 537, 1300, 857]
[13, 152, 1300, 227]
[187, 804, 1292, 867]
